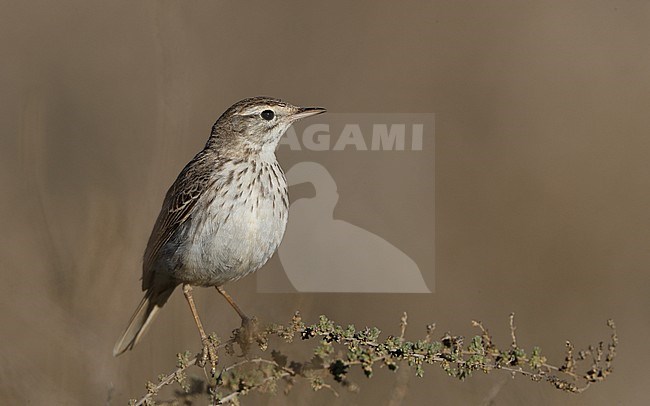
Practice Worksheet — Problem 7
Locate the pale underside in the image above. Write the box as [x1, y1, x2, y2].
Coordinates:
[149, 149, 288, 287]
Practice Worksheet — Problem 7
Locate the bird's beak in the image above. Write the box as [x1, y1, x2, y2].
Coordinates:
[291, 107, 327, 121]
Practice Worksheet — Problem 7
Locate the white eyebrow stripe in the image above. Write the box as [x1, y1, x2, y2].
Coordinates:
[238, 106, 269, 116]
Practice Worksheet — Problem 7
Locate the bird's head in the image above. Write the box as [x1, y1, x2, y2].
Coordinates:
[211, 96, 326, 154]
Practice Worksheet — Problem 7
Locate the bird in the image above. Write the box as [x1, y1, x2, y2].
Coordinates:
[113, 96, 326, 357]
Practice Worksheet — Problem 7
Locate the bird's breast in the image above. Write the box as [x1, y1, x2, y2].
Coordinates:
[177, 157, 288, 286]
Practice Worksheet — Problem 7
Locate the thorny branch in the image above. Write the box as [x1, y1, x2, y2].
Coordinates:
[130, 313, 618, 405]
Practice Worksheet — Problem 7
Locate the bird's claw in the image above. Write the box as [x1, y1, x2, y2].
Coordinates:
[232, 316, 264, 355]
[197, 335, 219, 374]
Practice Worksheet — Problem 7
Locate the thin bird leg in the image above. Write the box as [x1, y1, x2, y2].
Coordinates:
[216, 286, 249, 320]
[183, 284, 219, 369]
[182, 284, 208, 342]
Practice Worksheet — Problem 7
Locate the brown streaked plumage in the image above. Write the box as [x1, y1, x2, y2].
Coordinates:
[113, 97, 325, 356]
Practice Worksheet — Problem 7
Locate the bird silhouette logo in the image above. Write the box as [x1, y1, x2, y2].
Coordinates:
[277, 161, 430, 293]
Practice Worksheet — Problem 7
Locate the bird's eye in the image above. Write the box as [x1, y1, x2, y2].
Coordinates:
[260, 110, 275, 121]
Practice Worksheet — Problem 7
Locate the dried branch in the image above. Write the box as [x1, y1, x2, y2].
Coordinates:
[130, 312, 617, 405]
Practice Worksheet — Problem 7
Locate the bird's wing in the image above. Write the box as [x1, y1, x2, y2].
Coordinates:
[142, 151, 216, 290]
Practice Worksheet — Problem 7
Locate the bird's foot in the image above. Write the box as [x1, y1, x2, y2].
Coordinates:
[197, 333, 220, 374]
[232, 316, 264, 355]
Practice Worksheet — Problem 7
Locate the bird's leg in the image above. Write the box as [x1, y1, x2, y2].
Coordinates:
[183, 284, 208, 340]
[182, 284, 217, 369]
[216, 286, 249, 321]
[216, 286, 260, 355]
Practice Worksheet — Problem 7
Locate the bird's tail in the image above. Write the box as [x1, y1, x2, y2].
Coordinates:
[113, 285, 175, 356]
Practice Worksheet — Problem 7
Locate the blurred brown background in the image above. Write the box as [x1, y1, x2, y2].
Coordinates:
[1, 1, 649, 405]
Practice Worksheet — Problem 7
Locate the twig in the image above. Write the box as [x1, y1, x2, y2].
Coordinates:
[133, 339, 234, 406]
[130, 312, 617, 404]
[509, 313, 517, 348]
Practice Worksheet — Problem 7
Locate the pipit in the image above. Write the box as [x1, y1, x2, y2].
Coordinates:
[114, 97, 325, 357]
